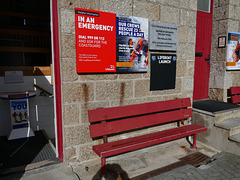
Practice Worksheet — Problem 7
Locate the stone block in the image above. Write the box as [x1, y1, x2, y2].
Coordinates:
[81, 101, 110, 123]
[178, 26, 189, 44]
[219, 0, 230, 6]
[59, 0, 100, 10]
[232, 73, 240, 86]
[162, 94, 181, 101]
[100, 0, 133, 15]
[188, 27, 196, 44]
[80, 74, 118, 81]
[213, 0, 219, 8]
[160, 0, 180, 6]
[218, 20, 228, 35]
[215, 75, 225, 89]
[160, 6, 180, 24]
[96, 81, 133, 101]
[228, 19, 240, 32]
[63, 104, 80, 125]
[76, 144, 99, 162]
[183, 77, 193, 91]
[229, 0, 240, 6]
[135, 79, 151, 97]
[189, 0, 197, 11]
[179, 0, 190, 9]
[178, 43, 195, 60]
[187, 60, 195, 77]
[60, 9, 75, 34]
[214, 6, 229, 21]
[61, 34, 76, 49]
[180, 9, 196, 27]
[224, 73, 233, 88]
[229, 5, 235, 19]
[61, 48, 76, 59]
[235, 6, 240, 21]
[60, 35, 76, 58]
[62, 82, 94, 103]
[64, 125, 92, 147]
[133, 0, 160, 21]
[209, 88, 225, 101]
[61, 58, 79, 82]
[217, 47, 227, 61]
[176, 60, 187, 77]
[65, 147, 77, 163]
[110, 96, 163, 107]
[118, 73, 143, 80]
[180, 92, 193, 100]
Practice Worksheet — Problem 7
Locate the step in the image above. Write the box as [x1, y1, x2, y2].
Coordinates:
[215, 118, 240, 130]
[229, 133, 240, 143]
[215, 118, 240, 136]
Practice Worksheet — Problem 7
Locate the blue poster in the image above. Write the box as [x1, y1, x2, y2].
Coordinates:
[10, 99, 29, 124]
[116, 15, 148, 72]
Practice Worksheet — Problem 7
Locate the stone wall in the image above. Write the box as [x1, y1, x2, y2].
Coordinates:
[59, 0, 197, 164]
[210, 0, 240, 101]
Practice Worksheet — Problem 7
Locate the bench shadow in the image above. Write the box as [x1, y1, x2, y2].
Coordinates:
[92, 163, 130, 180]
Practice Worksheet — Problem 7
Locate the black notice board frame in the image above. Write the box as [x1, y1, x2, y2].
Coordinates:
[150, 54, 177, 91]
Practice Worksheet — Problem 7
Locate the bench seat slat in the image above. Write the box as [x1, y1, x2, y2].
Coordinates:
[88, 98, 191, 123]
[230, 86, 240, 95]
[231, 95, 240, 104]
[90, 108, 192, 138]
[93, 124, 207, 158]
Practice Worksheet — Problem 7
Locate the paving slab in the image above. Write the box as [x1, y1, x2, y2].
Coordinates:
[148, 152, 240, 180]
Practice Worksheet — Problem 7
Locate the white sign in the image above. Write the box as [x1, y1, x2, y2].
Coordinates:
[149, 22, 178, 51]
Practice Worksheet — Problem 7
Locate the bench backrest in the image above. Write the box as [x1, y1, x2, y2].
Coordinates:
[230, 86, 240, 104]
[88, 98, 192, 139]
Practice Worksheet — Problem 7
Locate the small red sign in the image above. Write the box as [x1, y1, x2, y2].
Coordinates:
[75, 8, 116, 73]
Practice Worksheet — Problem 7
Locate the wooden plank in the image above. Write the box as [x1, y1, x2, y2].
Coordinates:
[93, 124, 207, 157]
[230, 86, 240, 95]
[94, 123, 203, 151]
[89, 108, 192, 138]
[0, 66, 51, 76]
[88, 98, 191, 123]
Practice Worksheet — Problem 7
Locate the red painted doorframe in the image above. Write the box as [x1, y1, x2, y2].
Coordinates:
[52, 0, 63, 162]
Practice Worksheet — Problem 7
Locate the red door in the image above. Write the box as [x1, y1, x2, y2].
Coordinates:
[193, 0, 213, 101]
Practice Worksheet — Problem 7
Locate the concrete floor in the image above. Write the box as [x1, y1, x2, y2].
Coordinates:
[72, 139, 220, 180]
[1, 139, 220, 180]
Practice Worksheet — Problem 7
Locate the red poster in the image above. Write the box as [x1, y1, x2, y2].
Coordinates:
[75, 8, 116, 73]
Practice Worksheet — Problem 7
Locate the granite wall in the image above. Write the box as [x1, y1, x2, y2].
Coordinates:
[210, 0, 240, 101]
[58, 0, 198, 164]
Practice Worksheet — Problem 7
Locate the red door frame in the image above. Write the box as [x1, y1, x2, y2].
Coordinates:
[193, 0, 214, 101]
[52, 0, 63, 162]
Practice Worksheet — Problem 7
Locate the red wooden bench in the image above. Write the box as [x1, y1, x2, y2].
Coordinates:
[88, 98, 207, 167]
[230, 86, 240, 105]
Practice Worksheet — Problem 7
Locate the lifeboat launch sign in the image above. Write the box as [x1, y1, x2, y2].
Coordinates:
[75, 8, 148, 73]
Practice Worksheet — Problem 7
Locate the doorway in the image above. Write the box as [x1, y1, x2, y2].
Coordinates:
[0, 0, 59, 173]
[193, 0, 214, 101]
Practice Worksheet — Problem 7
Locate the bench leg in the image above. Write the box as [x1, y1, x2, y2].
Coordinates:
[191, 134, 197, 149]
[101, 157, 106, 168]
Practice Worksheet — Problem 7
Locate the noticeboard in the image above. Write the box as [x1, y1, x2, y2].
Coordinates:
[150, 54, 177, 90]
[226, 32, 240, 70]
[75, 8, 149, 73]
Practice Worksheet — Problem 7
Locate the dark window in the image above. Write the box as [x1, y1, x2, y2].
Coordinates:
[0, 0, 51, 75]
